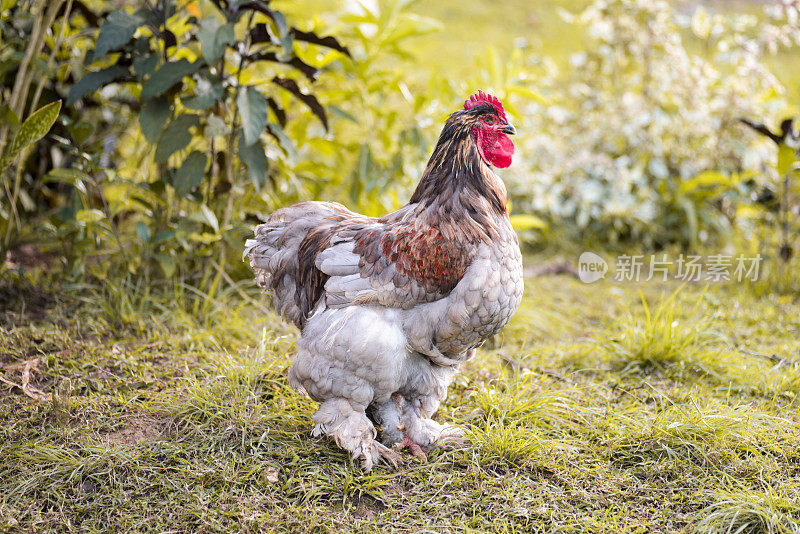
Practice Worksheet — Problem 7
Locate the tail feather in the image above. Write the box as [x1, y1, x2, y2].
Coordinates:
[245, 201, 355, 328]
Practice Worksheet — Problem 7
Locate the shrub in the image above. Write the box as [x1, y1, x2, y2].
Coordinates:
[509, 0, 797, 248]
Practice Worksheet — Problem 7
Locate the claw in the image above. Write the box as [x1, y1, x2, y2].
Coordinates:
[375, 441, 404, 468]
[357, 437, 404, 471]
[434, 424, 466, 447]
[395, 434, 428, 459]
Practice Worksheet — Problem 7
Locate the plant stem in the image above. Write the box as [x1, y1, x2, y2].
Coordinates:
[1, 0, 67, 252]
[28, 0, 73, 117]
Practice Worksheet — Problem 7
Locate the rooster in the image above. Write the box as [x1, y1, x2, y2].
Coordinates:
[244, 91, 523, 469]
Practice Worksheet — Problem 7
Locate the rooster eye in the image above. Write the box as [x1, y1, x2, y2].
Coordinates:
[483, 116, 495, 125]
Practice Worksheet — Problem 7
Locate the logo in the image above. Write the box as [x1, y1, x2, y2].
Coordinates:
[578, 251, 608, 283]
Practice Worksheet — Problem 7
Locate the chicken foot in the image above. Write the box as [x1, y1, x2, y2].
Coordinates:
[312, 398, 403, 471]
[370, 393, 465, 459]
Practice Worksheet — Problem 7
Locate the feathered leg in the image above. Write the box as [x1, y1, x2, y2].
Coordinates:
[312, 398, 403, 471]
[388, 355, 465, 454]
[397, 395, 464, 453]
[368, 396, 405, 447]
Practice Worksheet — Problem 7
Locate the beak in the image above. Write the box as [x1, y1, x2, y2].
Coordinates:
[501, 123, 516, 135]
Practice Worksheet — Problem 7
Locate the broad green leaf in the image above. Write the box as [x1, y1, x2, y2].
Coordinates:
[777, 144, 797, 176]
[154, 114, 199, 163]
[266, 122, 297, 162]
[509, 214, 547, 231]
[237, 130, 268, 188]
[198, 18, 234, 64]
[141, 59, 203, 100]
[136, 221, 151, 243]
[184, 80, 223, 110]
[0, 103, 20, 127]
[280, 32, 294, 58]
[67, 66, 127, 105]
[0, 100, 61, 172]
[151, 230, 176, 244]
[197, 19, 219, 61]
[139, 97, 170, 144]
[13, 101, 61, 150]
[133, 54, 159, 79]
[174, 150, 207, 197]
[205, 115, 228, 137]
[190, 203, 219, 233]
[132, 7, 161, 29]
[76, 208, 104, 223]
[67, 121, 93, 145]
[237, 87, 268, 146]
[219, 24, 236, 56]
[45, 168, 90, 193]
[94, 10, 144, 58]
[271, 10, 288, 37]
[679, 171, 730, 195]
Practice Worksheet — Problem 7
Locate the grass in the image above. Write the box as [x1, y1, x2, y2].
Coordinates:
[693, 487, 800, 534]
[599, 289, 726, 374]
[1, 264, 800, 532]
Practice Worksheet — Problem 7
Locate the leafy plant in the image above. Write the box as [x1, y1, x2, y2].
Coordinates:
[0, 102, 62, 175]
[47, 0, 349, 286]
[0, 100, 61, 255]
[511, 0, 794, 249]
[740, 117, 799, 292]
[0, 0, 78, 258]
[284, 0, 445, 216]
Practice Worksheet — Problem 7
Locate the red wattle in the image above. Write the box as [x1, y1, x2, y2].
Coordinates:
[475, 128, 514, 168]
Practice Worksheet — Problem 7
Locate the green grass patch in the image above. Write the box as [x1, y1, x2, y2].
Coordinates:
[599, 290, 724, 373]
[2, 269, 800, 532]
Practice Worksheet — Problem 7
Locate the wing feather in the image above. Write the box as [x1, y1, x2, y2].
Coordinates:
[312, 213, 478, 311]
[251, 201, 479, 322]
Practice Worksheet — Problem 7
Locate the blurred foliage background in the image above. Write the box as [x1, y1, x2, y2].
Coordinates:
[2, 0, 800, 314]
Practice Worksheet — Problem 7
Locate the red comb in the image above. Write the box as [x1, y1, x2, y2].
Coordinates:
[464, 90, 507, 122]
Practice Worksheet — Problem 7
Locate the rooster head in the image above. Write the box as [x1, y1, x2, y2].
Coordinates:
[463, 91, 515, 168]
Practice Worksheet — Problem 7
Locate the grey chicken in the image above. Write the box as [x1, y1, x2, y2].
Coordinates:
[244, 91, 523, 469]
